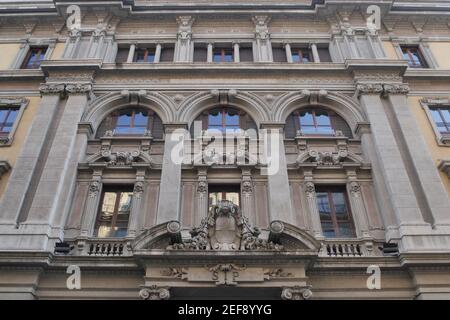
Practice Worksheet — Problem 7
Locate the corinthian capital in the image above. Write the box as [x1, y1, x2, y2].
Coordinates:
[65, 83, 93, 95]
[39, 83, 65, 95]
[356, 83, 383, 96]
[383, 83, 410, 95]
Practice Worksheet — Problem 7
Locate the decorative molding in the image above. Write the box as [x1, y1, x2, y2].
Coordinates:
[39, 83, 65, 95]
[281, 286, 313, 300]
[167, 200, 283, 251]
[383, 83, 410, 95]
[355, 83, 383, 96]
[139, 286, 170, 300]
[65, 83, 93, 95]
[0, 98, 29, 147]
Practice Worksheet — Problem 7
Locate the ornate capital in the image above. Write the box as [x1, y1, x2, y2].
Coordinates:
[139, 286, 170, 300]
[88, 181, 101, 198]
[252, 15, 271, 40]
[65, 83, 93, 95]
[356, 83, 383, 96]
[281, 286, 313, 300]
[176, 16, 195, 40]
[383, 83, 410, 95]
[197, 180, 207, 194]
[304, 181, 316, 198]
[133, 181, 145, 199]
[349, 181, 361, 197]
[39, 83, 65, 95]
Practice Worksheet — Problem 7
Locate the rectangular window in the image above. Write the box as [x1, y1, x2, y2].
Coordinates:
[95, 186, 133, 238]
[316, 187, 355, 238]
[401, 46, 428, 68]
[21, 46, 48, 69]
[134, 48, 155, 63]
[208, 185, 241, 212]
[0, 107, 19, 136]
[291, 48, 312, 63]
[430, 107, 450, 135]
[213, 48, 234, 62]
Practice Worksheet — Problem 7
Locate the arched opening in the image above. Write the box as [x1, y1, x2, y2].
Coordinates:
[190, 106, 257, 136]
[285, 107, 353, 138]
[96, 107, 164, 138]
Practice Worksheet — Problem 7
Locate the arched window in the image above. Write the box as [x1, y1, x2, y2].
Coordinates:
[285, 108, 352, 138]
[96, 107, 163, 138]
[191, 107, 257, 135]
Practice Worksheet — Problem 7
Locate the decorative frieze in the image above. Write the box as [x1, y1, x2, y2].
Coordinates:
[65, 83, 93, 94]
[39, 83, 65, 95]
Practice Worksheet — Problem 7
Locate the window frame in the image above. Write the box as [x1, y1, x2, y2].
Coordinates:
[315, 186, 356, 238]
[206, 107, 242, 132]
[394, 42, 438, 69]
[213, 47, 234, 63]
[11, 40, 55, 70]
[94, 186, 133, 238]
[294, 108, 335, 136]
[134, 47, 156, 63]
[421, 98, 450, 146]
[20, 46, 48, 69]
[291, 47, 312, 64]
[0, 98, 28, 147]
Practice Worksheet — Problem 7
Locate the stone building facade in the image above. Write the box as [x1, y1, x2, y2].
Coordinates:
[0, 0, 450, 299]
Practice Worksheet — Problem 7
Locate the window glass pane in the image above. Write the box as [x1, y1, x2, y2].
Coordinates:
[118, 192, 132, 214]
[332, 192, 348, 218]
[430, 109, 443, 123]
[117, 113, 132, 126]
[302, 51, 311, 63]
[101, 192, 117, 215]
[292, 52, 300, 63]
[226, 192, 240, 206]
[315, 111, 331, 125]
[208, 110, 222, 126]
[321, 222, 336, 238]
[316, 192, 331, 217]
[223, 52, 233, 62]
[225, 112, 239, 126]
[213, 52, 222, 62]
[146, 52, 155, 63]
[299, 111, 314, 125]
[338, 223, 355, 237]
[134, 111, 148, 126]
[441, 109, 450, 123]
[0, 110, 7, 123]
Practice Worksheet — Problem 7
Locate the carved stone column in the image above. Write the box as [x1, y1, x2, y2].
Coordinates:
[156, 123, 188, 224]
[346, 171, 371, 238]
[356, 81, 431, 249]
[0, 83, 63, 235]
[252, 16, 272, 62]
[128, 169, 146, 237]
[233, 41, 240, 63]
[80, 170, 103, 237]
[261, 123, 295, 225]
[174, 16, 195, 63]
[284, 42, 293, 63]
[241, 168, 254, 224]
[303, 177, 323, 239]
[384, 84, 450, 231]
[195, 167, 208, 224]
[62, 29, 82, 58]
[23, 83, 93, 249]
